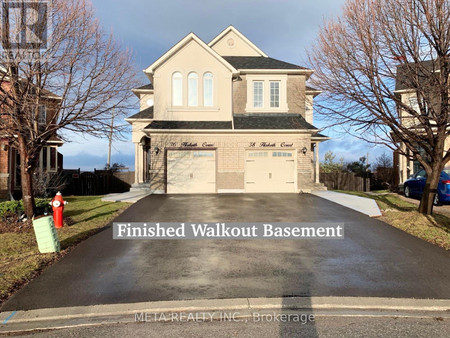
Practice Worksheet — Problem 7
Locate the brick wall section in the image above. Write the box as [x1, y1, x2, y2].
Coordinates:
[149, 133, 314, 191]
[287, 75, 306, 116]
[232, 75, 247, 114]
[232, 74, 307, 117]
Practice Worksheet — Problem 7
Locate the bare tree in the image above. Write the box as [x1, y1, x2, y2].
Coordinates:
[0, 0, 140, 217]
[374, 152, 393, 169]
[308, 0, 449, 215]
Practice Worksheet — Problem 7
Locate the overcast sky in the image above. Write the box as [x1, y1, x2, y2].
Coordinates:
[61, 0, 390, 171]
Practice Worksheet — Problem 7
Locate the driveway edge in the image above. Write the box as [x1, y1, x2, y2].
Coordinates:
[1, 296, 449, 325]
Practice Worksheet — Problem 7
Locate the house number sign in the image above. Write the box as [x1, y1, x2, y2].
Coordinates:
[168, 142, 215, 147]
[249, 142, 294, 147]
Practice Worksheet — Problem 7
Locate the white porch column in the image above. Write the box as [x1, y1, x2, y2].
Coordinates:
[315, 142, 320, 183]
[138, 143, 144, 184]
[134, 142, 139, 185]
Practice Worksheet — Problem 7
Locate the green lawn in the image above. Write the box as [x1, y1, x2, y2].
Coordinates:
[335, 190, 450, 250]
[0, 196, 129, 304]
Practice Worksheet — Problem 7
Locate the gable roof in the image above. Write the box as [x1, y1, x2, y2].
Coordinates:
[144, 33, 238, 75]
[208, 25, 268, 57]
[223, 56, 309, 70]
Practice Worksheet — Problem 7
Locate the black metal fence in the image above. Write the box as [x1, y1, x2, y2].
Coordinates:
[61, 169, 134, 196]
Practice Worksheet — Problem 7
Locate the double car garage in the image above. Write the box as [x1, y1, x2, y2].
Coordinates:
[166, 149, 297, 193]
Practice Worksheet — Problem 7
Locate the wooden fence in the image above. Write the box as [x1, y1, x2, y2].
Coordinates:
[320, 172, 370, 192]
[61, 169, 135, 196]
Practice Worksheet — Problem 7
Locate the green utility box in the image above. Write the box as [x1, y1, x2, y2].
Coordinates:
[32, 216, 60, 253]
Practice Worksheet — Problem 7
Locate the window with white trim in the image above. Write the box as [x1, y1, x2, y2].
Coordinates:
[203, 72, 213, 107]
[172, 72, 183, 106]
[253, 81, 263, 108]
[270, 81, 280, 108]
[40, 146, 58, 172]
[188, 72, 198, 107]
[38, 105, 46, 125]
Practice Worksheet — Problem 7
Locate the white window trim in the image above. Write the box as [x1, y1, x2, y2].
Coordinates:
[168, 70, 220, 112]
[245, 75, 288, 112]
[172, 72, 183, 106]
[39, 145, 58, 172]
[203, 72, 214, 107]
[253, 81, 264, 108]
[188, 72, 198, 107]
[38, 105, 47, 125]
[269, 81, 280, 108]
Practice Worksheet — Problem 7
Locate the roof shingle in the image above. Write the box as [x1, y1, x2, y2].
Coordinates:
[223, 56, 309, 70]
[127, 106, 154, 119]
[146, 120, 232, 129]
[233, 114, 317, 130]
[134, 84, 154, 90]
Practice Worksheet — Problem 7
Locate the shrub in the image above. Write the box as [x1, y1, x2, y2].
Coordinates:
[0, 201, 22, 218]
[0, 199, 51, 219]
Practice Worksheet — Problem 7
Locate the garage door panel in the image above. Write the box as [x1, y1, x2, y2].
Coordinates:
[245, 151, 296, 193]
[167, 150, 216, 194]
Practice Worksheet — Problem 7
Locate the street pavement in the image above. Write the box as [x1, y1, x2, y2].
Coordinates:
[1, 194, 450, 311]
[9, 315, 450, 338]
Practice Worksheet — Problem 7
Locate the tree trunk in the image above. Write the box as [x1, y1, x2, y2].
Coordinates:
[418, 164, 442, 215]
[18, 136, 36, 218]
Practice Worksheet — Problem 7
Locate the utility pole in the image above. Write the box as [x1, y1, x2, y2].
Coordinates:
[106, 111, 114, 170]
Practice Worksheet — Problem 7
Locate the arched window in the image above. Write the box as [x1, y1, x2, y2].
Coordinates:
[188, 72, 198, 107]
[172, 72, 182, 106]
[203, 72, 213, 107]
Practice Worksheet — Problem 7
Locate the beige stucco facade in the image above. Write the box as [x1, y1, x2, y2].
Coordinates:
[128, 26, 327, 194]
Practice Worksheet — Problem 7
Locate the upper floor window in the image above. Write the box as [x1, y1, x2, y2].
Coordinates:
[188, 72, 198, 107]
[409, 97, 428, 115]
[172, 72, 183, 106]
[38, 105, 46, 125]
[203, 72, 213, 107]
[270, 81, 280, 108]
[253, 81, 263, 108]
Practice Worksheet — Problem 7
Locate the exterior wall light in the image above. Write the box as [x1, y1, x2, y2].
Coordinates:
[302, 147, 307, 154]
[154, 146, 160, 155]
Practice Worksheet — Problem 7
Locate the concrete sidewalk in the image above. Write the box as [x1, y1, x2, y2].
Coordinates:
[311, 191, 382, 217]
[1, 297, 449, 334]
[101, 190, 151, 203]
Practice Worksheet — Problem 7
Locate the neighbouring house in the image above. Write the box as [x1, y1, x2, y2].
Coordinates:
[0, 80, 64, 200]
[394, 60, 450, 186]
[127, 26, 328, 194]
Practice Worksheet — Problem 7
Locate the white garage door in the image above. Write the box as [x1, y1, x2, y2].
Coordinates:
[245, 150, 296, 193]
[167, 150, 216, 193]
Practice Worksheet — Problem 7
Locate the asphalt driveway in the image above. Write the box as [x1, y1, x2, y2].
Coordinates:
[2, 194, 450, 311]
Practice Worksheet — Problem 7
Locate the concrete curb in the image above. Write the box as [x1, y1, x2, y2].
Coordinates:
[1, 296, 449, 326]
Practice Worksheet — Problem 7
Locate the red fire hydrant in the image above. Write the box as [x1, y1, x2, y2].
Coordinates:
[50, 192, 68, 228]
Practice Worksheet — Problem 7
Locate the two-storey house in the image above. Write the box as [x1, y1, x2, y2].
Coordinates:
[0, 81, 63, 199]
[394, 60, 450, 185]
[127, 26, 328, 193]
